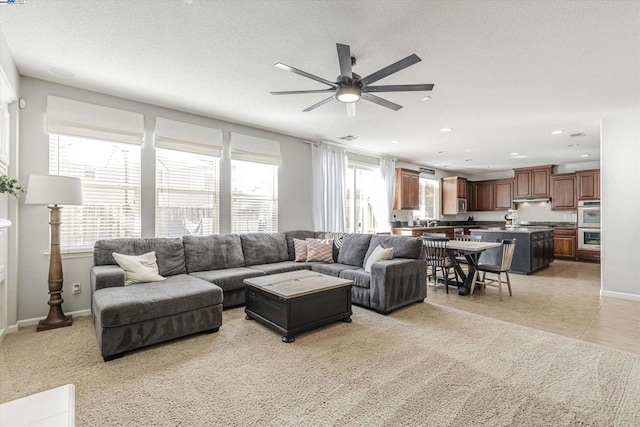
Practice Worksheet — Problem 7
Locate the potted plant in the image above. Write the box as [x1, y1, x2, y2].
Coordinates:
[0, 175, 25, 197]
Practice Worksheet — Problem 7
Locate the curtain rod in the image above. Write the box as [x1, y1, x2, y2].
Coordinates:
[302, 139, 397, 161]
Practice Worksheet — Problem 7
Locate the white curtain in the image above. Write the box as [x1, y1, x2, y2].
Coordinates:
[312, 143, 347, 232]
[374, 157, 396, 232]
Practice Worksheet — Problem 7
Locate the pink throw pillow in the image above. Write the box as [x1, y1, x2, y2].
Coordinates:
[293, 238, 308, 262]
[305, 238, 334, 263]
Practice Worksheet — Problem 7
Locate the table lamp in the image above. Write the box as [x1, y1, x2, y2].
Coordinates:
[25, 174, 83, 332]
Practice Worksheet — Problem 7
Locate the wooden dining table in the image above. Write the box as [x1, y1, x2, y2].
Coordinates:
[444, 240, 501, 296]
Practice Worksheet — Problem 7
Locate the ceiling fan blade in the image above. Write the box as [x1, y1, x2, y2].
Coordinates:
[364, 83, 434, 93]
[361, 93, 403, 111]
[271, 89, 336, 95]
[275, 63, 337, 88]
[360, 54, 422, 86]
[337, 43, 353, 83]
[303, 95, 335, 112]
[346, 102, 356, 118]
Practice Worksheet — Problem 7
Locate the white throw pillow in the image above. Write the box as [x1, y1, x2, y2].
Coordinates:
[364, 245, 394, 273]
[112, 251, 165, 285]
[293, 238, 308, 262]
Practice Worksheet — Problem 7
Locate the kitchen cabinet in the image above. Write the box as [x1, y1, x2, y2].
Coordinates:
[578, 249, 600, 263]
[493, 180, 514, 211]
[392, 227, 455, 239]
[474, 181, 493, 211]
[553, 228, 577, 260]
[514, 165, 552, 198]
[576, 169, 600, 200]
[467, 181, 476, 211]
[393, 168, 419, 210]
[550, 173, 577, 210]
[441, 176, 467, 215]
[470, 229, 553, 274]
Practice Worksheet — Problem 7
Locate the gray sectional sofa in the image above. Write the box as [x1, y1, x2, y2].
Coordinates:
[91, 231, 426, 361]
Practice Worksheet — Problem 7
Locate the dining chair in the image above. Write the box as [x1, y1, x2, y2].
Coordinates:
[469, 239, 516, 301]
[422, 237, 457, 293]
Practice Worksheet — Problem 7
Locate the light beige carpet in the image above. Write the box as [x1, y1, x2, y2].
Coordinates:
[1, 302, 639, 426]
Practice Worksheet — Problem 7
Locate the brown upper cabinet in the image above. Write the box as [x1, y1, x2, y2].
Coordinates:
[393, 168, 420, 210]
[441, 176, 467, 215]
[513, 165, 552, 198]
[467, 181, 476, 211]
[493, 180, 514, 210]
[576, 169, 600, 200]
[474, 181, 494, 211]
[550, 173, 577, 210]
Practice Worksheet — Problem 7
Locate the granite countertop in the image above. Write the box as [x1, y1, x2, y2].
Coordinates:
[470, 227, 554, 233]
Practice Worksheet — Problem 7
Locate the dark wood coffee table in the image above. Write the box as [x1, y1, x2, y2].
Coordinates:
[244, 270, 353, 343]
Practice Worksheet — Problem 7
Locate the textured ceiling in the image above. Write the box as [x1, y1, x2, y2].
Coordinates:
[1, 0, 639, 174]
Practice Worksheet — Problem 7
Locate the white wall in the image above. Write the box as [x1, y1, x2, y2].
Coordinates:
[601, 111, 640, 300]
[1, 24, 21, 330]
[17, 77, 313, 321]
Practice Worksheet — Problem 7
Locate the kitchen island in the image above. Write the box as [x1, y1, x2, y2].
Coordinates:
[470, 227, 554, 274]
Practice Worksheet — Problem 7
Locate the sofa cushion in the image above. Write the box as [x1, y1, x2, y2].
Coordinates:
[339, 268, 371, 289]
[183, 234, 245, 273]
[284, 230, 316, 260]
[189, 267, 265, 292]
[337, 233, 374, 267]
[94, 238, 186, 277]
[93, 274, 222, 328]
[247, 261, 313, 275]
[311, 263, 359, 277]
[240, 233, 289, 266]
[363, 235, 423, 266]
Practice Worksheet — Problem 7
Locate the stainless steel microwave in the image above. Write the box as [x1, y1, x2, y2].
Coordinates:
[457, 198, 467, 214]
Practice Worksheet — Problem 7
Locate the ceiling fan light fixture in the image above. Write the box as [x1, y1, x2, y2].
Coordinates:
[336, 86, 361, 103]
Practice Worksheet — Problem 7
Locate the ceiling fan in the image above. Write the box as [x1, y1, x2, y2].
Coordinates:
[271, 43, 434, 117]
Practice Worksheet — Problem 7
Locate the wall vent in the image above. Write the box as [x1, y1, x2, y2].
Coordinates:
[570, 132, 586, 138]
[339, 135, 359, 141]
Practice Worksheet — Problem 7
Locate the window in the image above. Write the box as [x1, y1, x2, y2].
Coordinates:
[345, 165, 379, 233]
[231, 160, 278, 233]
[416, 177, 440, 219]
[155, 149, 220, 237]
[154, 117, 223, 237]
[49, 134, 141, 250]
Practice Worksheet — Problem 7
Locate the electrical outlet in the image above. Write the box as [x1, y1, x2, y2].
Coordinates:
[72, 283, 81, 294]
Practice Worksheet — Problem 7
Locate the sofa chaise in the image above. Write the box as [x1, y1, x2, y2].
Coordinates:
[91, 231, 426, 361]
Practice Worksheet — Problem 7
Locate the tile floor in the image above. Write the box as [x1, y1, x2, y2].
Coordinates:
[427, 260, 640, 354]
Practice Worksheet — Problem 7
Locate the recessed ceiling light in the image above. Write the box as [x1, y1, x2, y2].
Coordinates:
[438, 151, 446, 154]
[434, 163, 442, 167]
[512, 155, 527, 158]
[465, 159, 472, 162]
[567, 144, 579, 148]
[389, 140, 400, 144]
[48, 66, 75, 78]
[580, 154, 590, 158]
[420, 96, 431, 101]
[440, 127, 453, 132]
[551, 130, 564, 135]
[510, 152, 519, 156]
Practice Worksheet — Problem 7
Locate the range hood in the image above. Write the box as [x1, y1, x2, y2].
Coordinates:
[513, 197, 552, 203]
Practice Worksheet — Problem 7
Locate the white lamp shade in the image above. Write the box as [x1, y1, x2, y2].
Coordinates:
[25, 174, 83, 206]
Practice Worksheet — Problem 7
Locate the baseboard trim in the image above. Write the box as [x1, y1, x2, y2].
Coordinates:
[11, 309, 92, 331]
[600, 290, 640, 301]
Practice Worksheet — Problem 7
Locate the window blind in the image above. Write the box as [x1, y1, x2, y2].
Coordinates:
[229, 133, 281, 165]
[230, 160, 278, 233]
[46, 96, 144, 145]
[155, 148, 220, 237]
[49, 134, 141, 250]
[154, 117, 223, 157]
